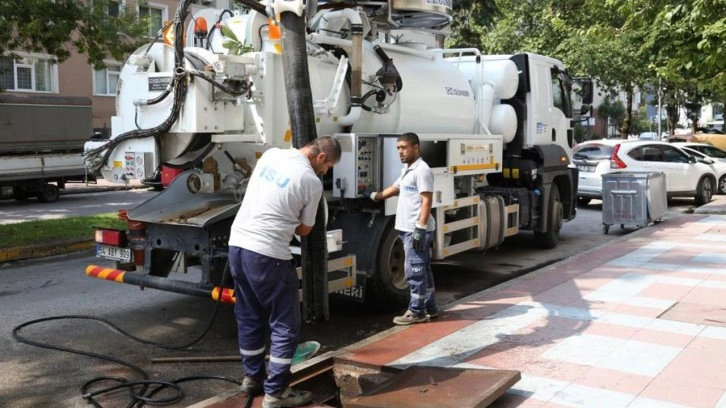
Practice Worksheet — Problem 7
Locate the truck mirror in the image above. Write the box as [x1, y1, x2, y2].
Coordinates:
[579, 78, 593, 104]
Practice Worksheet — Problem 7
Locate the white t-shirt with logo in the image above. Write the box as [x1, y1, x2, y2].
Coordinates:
[394, 157, 435, 233]
[229, 148, 322, 260]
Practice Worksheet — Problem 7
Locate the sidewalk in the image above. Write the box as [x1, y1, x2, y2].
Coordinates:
[193, 196, 726, 407]
[330, 200, 726, 407]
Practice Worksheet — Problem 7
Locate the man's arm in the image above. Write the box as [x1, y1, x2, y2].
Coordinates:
[295, 224, 314, 236]
[370, 185, 400, 201]
[417, 191, 433, 227]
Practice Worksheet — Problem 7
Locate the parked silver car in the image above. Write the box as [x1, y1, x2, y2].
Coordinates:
[574, 139, 717, 206]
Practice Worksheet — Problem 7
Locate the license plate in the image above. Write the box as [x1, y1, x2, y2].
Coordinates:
[97, 244, 132, 262]
[577, 165, 596, 172]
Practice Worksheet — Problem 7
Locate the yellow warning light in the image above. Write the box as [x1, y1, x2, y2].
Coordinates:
[162, 21, 175, 46]
[268, 18, 282, 54]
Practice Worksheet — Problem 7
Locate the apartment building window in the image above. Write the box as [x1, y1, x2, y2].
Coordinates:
[0, 54, 56, 92]
[107, 0, 122, 17]
[139, 3, 167, 37]
[94, 62, 122, 96]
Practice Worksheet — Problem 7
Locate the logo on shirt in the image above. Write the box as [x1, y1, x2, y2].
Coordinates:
[258, 165, 290, 188]
[403, 185, 417, 193]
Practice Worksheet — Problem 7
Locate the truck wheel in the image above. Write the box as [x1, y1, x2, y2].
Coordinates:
[366, 225, 408, 310]
[535, 183, 562, 249]
[38, 184, 60, 203]
[695, 176, 713, 206]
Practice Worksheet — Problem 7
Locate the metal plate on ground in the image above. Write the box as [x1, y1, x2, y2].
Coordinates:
[346, 366, 520, 408]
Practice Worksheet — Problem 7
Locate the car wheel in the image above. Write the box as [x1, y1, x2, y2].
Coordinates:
[695, 176, 714, 206]
[577, 197, 592, 207]
[719, 175, 726, 195]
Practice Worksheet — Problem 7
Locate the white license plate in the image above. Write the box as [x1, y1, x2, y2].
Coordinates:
[577, 165, 596, 172]
[97, 244, 132, 262]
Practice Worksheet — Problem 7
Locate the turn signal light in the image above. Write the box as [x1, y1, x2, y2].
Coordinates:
[95, 229, 126, 246]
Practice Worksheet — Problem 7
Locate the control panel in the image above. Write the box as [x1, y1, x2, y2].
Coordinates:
[333, 134, 380, 198]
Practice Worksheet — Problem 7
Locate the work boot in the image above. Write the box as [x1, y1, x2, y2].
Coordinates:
[393, 310, 429, 325]
[426, 309, 440, 320]
[239, 376, 263, 396]
[262, 387, 313, 408]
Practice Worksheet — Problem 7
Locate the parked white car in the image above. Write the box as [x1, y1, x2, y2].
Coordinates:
[679, 146, 726, 194]
[672, 142, 726, 162]
[573, 139, 717, 206]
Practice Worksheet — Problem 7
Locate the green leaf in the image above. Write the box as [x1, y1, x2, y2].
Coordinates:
[221, 39, 238, 50]
[220, 24, 238, 41]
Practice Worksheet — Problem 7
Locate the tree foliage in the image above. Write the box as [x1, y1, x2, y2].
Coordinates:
[446, 0, 499, 49]
[0, 0, 148, 67]
[459, 0, 725, 134]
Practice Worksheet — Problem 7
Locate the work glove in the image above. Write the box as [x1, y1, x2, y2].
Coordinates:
[369, 191, 379, 202]
[412, 224, 427, 252]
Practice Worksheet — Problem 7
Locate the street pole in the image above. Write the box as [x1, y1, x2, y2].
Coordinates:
[657, 77, 662, 138]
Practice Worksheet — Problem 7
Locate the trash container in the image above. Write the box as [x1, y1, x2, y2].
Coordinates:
[601, 171, 667, 234]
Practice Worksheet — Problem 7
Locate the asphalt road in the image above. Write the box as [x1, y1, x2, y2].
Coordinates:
[0, 186, 155, 225]
[0, 190, 699, 407]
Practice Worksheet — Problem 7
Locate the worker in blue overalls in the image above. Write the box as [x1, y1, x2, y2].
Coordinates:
[228, 136, 341, 408]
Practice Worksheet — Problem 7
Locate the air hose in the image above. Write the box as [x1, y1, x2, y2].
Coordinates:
[12, 262, 241, 408]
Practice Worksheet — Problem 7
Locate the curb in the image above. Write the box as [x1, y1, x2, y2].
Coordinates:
[0, 240, 94, 263]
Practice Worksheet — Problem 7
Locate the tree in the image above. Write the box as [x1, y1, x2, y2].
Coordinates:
[446, 0, 499, 50]
[597, 97, 626, 138]
[622, 0, 726, 130]
[0, 0, 148, 68]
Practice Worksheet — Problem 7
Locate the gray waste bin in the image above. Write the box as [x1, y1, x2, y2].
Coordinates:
[601, 171, 667, 234]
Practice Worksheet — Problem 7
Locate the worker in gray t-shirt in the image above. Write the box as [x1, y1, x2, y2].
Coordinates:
[370, 132, 438, 326]
[228, 136, 340, 408]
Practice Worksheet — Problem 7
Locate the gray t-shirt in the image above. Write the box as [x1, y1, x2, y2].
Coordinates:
[394, 157, 435, 233]
[229, 148, 322, 260]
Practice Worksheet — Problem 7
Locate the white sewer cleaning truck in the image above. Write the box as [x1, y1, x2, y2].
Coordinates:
[85, 0, 591, 312]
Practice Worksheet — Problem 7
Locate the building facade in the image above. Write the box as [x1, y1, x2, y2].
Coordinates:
[1, 0, 230, 136]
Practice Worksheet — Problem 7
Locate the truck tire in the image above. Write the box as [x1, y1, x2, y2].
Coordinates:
[695, 176, 713, 206]
[535, 183, 562, 249]
[38, 184, 60, 203]
[366, 224, 408, 310]
[718, 175, 726, 195]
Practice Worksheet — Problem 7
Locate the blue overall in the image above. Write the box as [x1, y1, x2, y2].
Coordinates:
[400, 230, 437, 316]
[229, 246, 301, 396]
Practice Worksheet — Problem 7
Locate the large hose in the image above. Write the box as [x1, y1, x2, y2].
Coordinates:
[280, 11, 329, 322]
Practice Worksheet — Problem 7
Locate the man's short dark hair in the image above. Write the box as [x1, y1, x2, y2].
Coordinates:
[306, 136, 342, 163]
[397, 132, 420, 146]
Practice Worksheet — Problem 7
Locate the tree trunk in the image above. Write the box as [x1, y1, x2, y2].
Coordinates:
[621, 87, 633, 139]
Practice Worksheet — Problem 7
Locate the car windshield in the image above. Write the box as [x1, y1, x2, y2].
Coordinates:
[683, 147, 706, 159]
[696, 145, 726, 159]
[573, 144, 614, 160]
